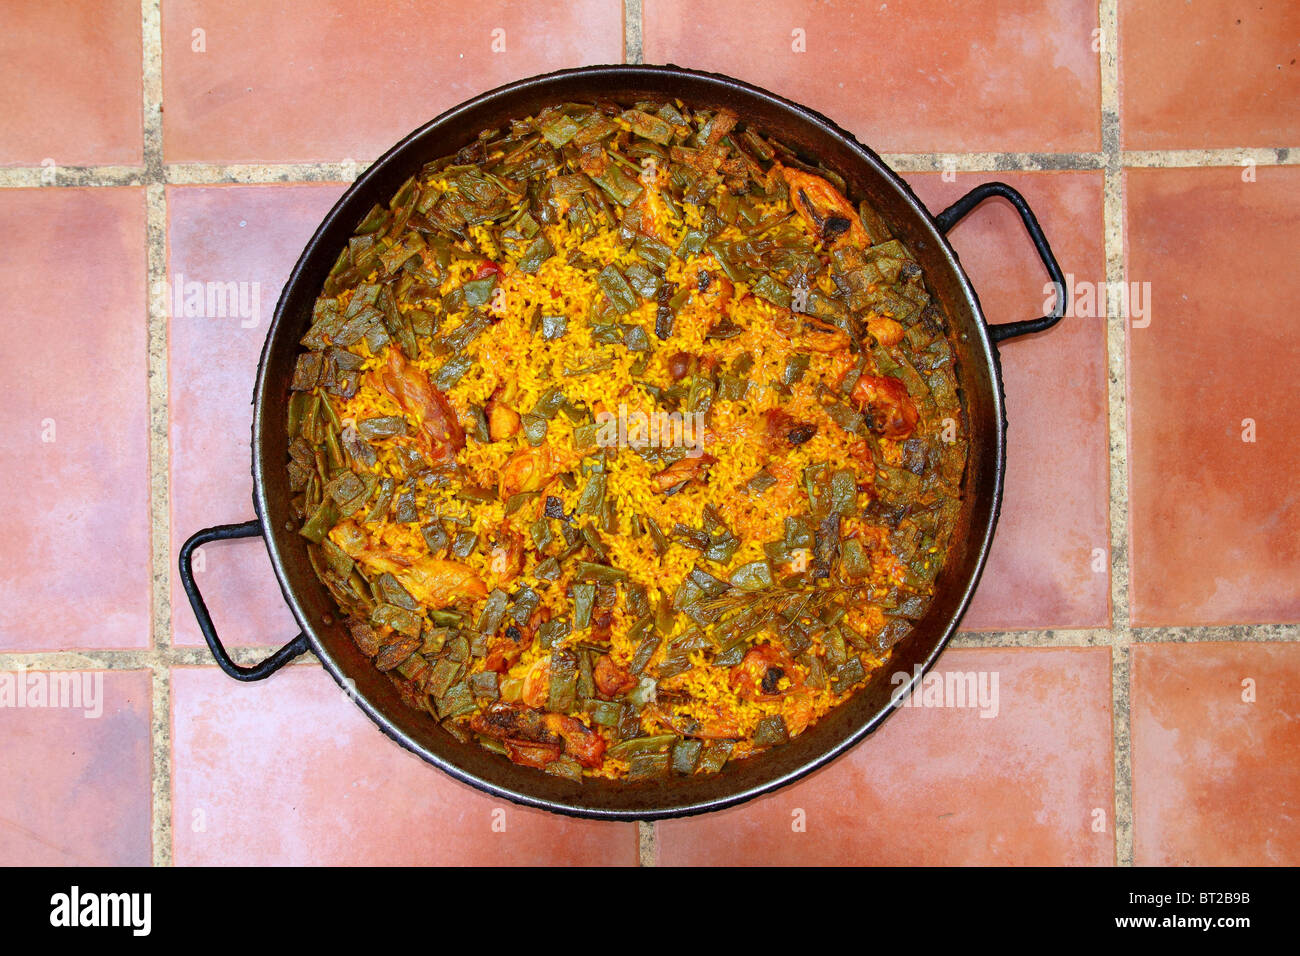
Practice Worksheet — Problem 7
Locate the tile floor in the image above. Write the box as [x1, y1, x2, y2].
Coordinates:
[2, 0, 1296, 866]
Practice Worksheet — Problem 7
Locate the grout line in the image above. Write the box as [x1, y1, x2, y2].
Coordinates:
[1110, 644, 1132, 866]
[623, 0, 643, 65]
[637, 821, 655, 866]
[882, 152, 1105, 172]
[0, 166, 146, 188]
[2, 150, 1297, 191]
[140, 0, 173, 870]
[950, 629, 1114, 648]
[0, 651, 164, 670]
[1122, 147, 1292, 167]
[1099, 0, 1133, 867]
[1100, 4, 1129, 639]
[0, 649, 323, 671]
[165, 162, 361, 185]
[1132, 624, 1300, 643]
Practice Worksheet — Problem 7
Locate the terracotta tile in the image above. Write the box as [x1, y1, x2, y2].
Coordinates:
[169, 666, 637, 865]
[908, 172, 1110, 630]
[1132, 642, 1300, 865]
[1126, 167, 1300, 626]
[657, 648, 1114, 865]
[0, 189, 150, 651]
[167, 184, 345, 647]
[0, 670, 152, 865]
[0, 1, 143, 167]
[643, 0, 1101, 153]
[1120, 0, 1300, 149]
[160, 0, 626, 163]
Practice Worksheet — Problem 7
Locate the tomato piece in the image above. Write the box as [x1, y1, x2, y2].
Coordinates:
[544, 714, 607, 768]
[594, 655, 636, 697]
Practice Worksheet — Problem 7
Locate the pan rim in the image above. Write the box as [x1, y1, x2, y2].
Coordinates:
[251, 63, 1007, 820]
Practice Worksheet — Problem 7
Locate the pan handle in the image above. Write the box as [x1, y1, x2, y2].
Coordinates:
[179, 520, 311, 681]
[933, 181, 1066, 343]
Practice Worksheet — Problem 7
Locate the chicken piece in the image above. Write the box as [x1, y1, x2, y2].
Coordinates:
[849, 374, 919, 440]
[520, 657, 551, 709]
[731, 644, 803, 703]
[484, 606, 549, 674]
[503, 740, 564, 769]
[470, 701, 548, 740]
[470, 702, 605, 770]
[649, 453, 717, 492]
[484, 636, 525, 675]
[690, 270, 733, 313]
[379, 347, 464, 464]
[865, 313, 905, 348]
[498, 442, 567, 499]
[631, 174, 676, 245]
[485, 384, 521, 440]
[542, 713, 607, 768]
[763, 409, 818, 451]
[781, 166, 869, 248]
[329, 519, 487, 606]
[653, 703, 742, 740]
[488, 525, 525, 584]
[470, 701, 563, 769]
[782, 690, 816, 736]
[798, 315, 852, 353]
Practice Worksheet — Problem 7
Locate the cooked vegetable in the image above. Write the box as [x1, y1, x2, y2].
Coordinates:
[289, 98, 968, 782]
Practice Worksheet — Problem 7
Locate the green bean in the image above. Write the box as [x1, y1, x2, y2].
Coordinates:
[607, 734, 676, 760]
[517, 235, 554, 274]
[575, 472, 607, 515]
[298, 499, 337, 544]
[547, 654, 578, 713]
[574, 561, 624, 582]
[571, 582, 597, 631]
[597, 265, 638, 315]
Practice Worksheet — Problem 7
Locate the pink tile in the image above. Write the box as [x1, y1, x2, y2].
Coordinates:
[167, 183, 345, 647]
[1120, 0, 1300, 149]
[1132, 642, 1300, 865]
[170, 666, 638, 865]
[657, 648, 1115, 865]
[0, 670, 152, 865]
[1126, 166, 1300, 626]
[0, 188, 150, 651]
[0, 1, 143, 166]
[161, 0, 626, 163]
[908, 172, 1110, 630]
[643, 0, 1101, 153]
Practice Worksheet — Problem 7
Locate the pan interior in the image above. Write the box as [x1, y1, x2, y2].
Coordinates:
[253, 66, 1005, 818]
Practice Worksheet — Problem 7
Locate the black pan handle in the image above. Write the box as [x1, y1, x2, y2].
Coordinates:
[933, 181, 1066, 343]
[179, 520, 311, 681]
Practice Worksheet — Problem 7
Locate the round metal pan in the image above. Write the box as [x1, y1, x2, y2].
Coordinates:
[179, 64, 1064, 820]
